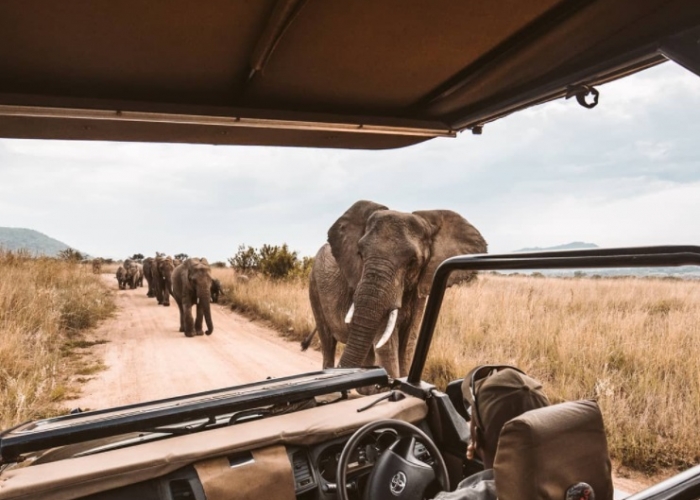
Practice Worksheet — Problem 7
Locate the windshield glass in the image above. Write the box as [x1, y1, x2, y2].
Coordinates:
[1, 61, 699, 476]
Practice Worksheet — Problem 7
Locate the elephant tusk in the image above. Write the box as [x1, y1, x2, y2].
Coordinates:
[344, 303, 355, 324]
[375, 309, 398, 349]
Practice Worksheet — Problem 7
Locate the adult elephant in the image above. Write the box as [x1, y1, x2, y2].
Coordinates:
[142, 257, 155, 297]
[152, 256, 175, 306]
[307, 200, 487, 379]
[172, 258, 214, 337]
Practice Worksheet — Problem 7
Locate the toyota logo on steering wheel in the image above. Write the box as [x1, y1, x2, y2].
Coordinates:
[390, 471, 407, 496]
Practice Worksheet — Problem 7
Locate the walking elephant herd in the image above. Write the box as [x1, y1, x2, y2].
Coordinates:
[114, 256, 222, 338]
[108, 200, 487, 378]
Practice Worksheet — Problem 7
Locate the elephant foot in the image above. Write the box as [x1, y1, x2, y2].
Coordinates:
[179, 327, 184, 332]
[147, 292, 154, 297]
[184, 331, 195, 338]
[161, 302, 170, 307]
[195, 330, 204, 336]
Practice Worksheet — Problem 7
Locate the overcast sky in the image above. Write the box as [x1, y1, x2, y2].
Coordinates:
[1, 61, 699, 262]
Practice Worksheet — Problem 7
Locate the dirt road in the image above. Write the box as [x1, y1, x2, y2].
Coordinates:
[75, 276, 653, 494]
[72, 276, 321, 410]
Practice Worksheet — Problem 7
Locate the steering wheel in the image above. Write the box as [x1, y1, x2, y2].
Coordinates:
[335, 419, 450, 500]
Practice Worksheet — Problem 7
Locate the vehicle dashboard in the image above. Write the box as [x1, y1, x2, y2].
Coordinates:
[0, 390, 437, 500]
[77, 427, 436, 500]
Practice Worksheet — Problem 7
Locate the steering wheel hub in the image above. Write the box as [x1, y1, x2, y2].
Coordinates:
[390, 471, 407, 495]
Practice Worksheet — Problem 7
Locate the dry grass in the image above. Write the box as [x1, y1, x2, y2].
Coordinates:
[212, 268, 315, 344]
[216, 270, 700, 473]
[426, 274, 700, 472]
[0, 251, 116, 428]
[98, 262, 121, 275]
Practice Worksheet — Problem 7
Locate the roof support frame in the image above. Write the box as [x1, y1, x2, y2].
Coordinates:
[449, 49, 667, 131]
[659, 25, 700, 78]
[415, 0, 596, 109]
[0, 103, 455, 138]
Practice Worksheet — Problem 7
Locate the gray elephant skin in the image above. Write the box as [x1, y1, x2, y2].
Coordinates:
[152, 256, 175, 306]
[307, 200, 487, 379]
[124, 261, 143, 290]
[210, 278, 222, 304]
[115, 266, 128, 290]
[172, 258, 214, 337]
[142, 257, 155, 297]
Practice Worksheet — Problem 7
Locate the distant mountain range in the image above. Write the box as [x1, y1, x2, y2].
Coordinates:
[514, 241, 599, 253]
[0, 227, 78, 257]
[507, 242, 700, 278]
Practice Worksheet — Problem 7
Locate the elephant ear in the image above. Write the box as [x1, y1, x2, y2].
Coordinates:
[413, 210, 487, 297]
[328, 200, 388, 289]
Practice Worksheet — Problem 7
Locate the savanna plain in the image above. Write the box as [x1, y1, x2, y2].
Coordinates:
[2, 249, 699, 486]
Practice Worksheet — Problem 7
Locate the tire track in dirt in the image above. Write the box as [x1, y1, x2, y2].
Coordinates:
[71, 275, 321, 410]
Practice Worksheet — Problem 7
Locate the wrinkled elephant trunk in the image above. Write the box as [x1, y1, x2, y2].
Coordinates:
[197, 284, 214, 335]
[338, 264, 401, 374]
[203, 296, 214, 335]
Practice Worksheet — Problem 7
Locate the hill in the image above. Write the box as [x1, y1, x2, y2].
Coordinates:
[0, 227, 76, 256]
[507, 242, 700, 278]
[514, 241, 599, 253]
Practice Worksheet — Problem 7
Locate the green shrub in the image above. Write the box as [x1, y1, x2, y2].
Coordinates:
[228, 244, 313, 280]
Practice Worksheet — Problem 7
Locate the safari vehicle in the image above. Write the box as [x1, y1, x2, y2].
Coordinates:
[1, 1, 700, 500]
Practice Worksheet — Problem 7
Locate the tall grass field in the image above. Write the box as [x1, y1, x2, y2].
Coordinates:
[213, 269, 700, 473]
[0, 251, 115, 428]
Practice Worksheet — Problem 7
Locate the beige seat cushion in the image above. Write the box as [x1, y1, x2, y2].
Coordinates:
[494, 400, 613, 500]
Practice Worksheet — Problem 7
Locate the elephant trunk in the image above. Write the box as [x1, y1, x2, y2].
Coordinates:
[198, 283, 214, 335]
[338, 261, 401, 370]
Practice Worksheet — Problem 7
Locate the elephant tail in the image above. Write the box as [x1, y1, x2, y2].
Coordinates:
[300, 327, 317, 351]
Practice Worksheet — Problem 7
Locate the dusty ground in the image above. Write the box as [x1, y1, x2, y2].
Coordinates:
[71, 276, 321, 409]
[72, 275, 655, 495]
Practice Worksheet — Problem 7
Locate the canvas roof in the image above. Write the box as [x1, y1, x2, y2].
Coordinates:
[0, 0, 698, 149]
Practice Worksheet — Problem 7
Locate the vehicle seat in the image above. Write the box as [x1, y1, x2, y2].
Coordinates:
[493, 399, 613, 500]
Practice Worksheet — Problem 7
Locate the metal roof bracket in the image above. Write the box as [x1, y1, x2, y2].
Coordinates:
[565, 84, 599, 109]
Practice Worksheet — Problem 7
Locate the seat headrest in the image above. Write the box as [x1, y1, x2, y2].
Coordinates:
[494, 400, 613, 500]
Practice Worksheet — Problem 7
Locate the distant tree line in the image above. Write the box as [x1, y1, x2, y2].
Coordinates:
[229, 244, 313, 280]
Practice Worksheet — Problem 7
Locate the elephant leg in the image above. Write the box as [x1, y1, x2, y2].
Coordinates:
[356, 350, 388, 395]
[399, 298, 425, 377]
[175, 297, 185, 332]
[155, 280, 163, 304]
[162, 286, 171, 306]
[182, 298, 195, 337]
[374, 334, 400, 379]
[194, 300, 204, 335]
[319, 324, 337, 369]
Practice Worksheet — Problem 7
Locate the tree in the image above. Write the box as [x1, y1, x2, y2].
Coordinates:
[228, 245, 259, 274]
[175, 253, 189, 261]
[131, 253, 144, 261]
[228, 244, 313, 280]
[258, 244, 298, 280]
[58, 248, 85, 262]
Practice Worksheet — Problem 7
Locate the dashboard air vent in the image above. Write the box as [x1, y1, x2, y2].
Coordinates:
[292, 451, 314, 490]
[169, 479, 195, 500]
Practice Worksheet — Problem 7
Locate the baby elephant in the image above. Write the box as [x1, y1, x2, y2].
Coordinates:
[210, 278, 222, 304]
[125, 263, 143, 289]
[172, 258, 214, 337]
[116, 266, 128, 290]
